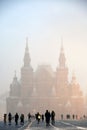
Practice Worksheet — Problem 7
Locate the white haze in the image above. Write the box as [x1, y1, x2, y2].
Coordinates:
[0, 0, 87, 96]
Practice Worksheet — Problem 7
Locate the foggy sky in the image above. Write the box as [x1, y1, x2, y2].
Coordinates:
[0, 0, 87, 95]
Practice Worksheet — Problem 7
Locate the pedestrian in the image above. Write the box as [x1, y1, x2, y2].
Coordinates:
[20, 114, 24, 125]
[42, 114, 44, 122]
[28, 113, 31, 122]
[72, 114, 75, 120]
[51, 110, 55, 125]
[8, 112, 12, 125]
[15, 113, 19, 125]
[4, 114, 7, 125]
[37, 112, 41, 124]
[45, 110, 50, 126]
[35, 113, 37, 121]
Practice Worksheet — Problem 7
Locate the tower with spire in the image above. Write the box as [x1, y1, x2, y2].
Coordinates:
[6, 71, 21, 114]
[69, 72, 84, 116]
[23, 37, 31, 67]
[21, 37, 33, 97]
[9, 71, 20, 97]
[56, 42, 68, 96]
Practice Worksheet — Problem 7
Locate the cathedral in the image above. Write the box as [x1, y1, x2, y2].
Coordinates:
[6, 39, 85, 119]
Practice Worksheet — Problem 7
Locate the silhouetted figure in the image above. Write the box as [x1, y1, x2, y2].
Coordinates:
[83, 115, 86, 119]
[35, 113, 37, 120]
[66, 114, 70, 119]
[15, 113, 19, 125]
[42, 114, 44, 122]
[45, 110, 50, 126]
[8, 113, 12, 125]
[28, 113, 31, 122]
[72, 114, 75, 120]
[36, 112, 41, 124]
[4, 114, 7, 125]
[51, 110, 55, 125]
[20, 114, 24, 125]
[35, 113, 38, 121]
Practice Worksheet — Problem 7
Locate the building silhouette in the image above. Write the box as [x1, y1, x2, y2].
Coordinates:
[6, 38, 84, 119]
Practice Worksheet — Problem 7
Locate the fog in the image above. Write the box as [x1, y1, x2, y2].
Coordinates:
[0, 0, 87, 97]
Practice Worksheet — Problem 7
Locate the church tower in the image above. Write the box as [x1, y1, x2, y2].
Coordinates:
[56, 43, 68, 96]
[21, 38, 33, 97]
[6, 72, 20, 114]
[10, 71, 20, 97]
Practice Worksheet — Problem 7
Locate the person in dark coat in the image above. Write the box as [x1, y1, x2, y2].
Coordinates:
[20, 114, 24, 125]
[36, 112, 41, 124]
[28, 113, 31, 122]
[51, 110, 55, 125]
[42, 114, 44, 122]
[4, 114, 7, 125]
[45, 110, 50, 126]
[35, 113, 38, 121]
[8, 112, 12, 125]
[15, 113, 19, 125]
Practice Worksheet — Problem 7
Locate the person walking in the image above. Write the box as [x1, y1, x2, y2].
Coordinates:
[51, 110, 55, 125]
[28, 113, 31, 122]
[15, 113, 19, 125]
[42, 114, 44, 122]
[4, 114, 7, 125]
[20, 114, 24, 125]
[37, 112, 41, 124]
[8, 112, 12, 125]
[45, 110, 50, 126]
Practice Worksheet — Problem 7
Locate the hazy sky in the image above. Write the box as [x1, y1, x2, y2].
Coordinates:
[0, 0, 87, 95]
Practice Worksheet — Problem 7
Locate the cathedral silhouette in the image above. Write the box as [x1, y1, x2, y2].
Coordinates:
[6, 38, 84, 119]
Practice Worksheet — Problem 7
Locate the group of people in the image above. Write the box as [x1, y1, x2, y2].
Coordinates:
[35, 110, 55, 126]
[3, 110, 55, 126]
[4, 112, 25, 125]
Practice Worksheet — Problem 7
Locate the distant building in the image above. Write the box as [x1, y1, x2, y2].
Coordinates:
[6, 38, 84, 119]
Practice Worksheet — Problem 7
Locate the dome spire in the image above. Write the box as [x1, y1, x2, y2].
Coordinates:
[25, 37, 29, 52]
[13, 70, 17, 81]
[59, 38, 66, 68]
[15, 70, 16, 77]
[61, 37, 64, 53]
[24, 37, 31, 67]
